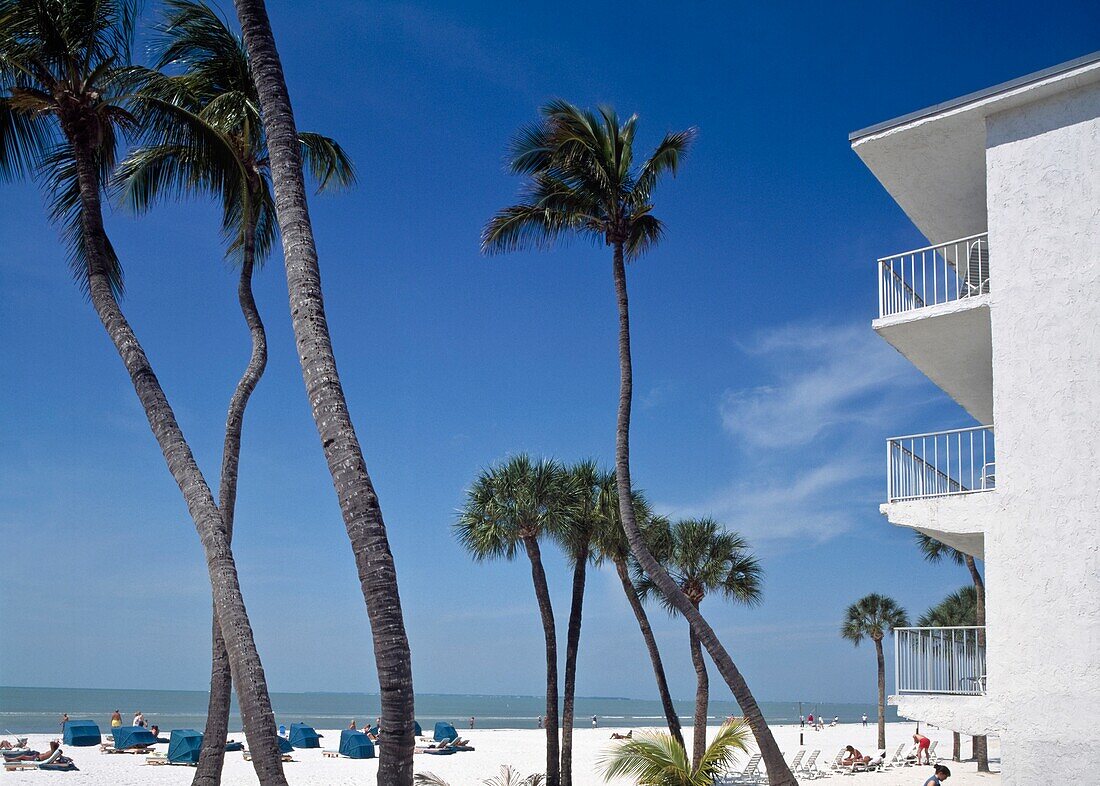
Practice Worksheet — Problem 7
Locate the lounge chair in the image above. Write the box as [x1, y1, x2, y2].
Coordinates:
[794, 749, 821, 780]
[826, 748, 846, 771]
[4, 747, 72, 772]
[787, 750, 805, 772]
[881, 743, 907, 769]
[242, 749, 294, 763]
[927, 740, 940, 764]
[717, 753, 761, 784]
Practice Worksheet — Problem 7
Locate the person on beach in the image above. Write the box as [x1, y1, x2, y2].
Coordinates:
[610, 731, 632, 740]
[591, 715, 598, 728]
[110, 710, 122, 728]
[800, 714, 805, 728]
[132, 711, 145, 728]
[862, 713, 868, 727]
[923, 764, 951, 784]
[469, 716, 475, 728]
[842, 745, 870, 766]
[537, 716, 543, 729]
[832, 715, 839, 726]
[9, 741, 66, 763]
[912, 733, 932, 764]
[348, 720, 356, 730]
[59, 713, 69, 729]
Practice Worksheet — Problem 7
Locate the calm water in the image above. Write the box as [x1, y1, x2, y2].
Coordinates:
[0, 686, 897, 734]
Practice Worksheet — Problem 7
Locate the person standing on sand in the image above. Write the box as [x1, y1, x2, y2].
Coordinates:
[110, 711, 122, 729]
[913, 733, 932, 765]
[800, 714, 805, 728]
[537, 716, 543, 729]
[923, 764, 951, 785]
[132, 711, 144, 728]
[591, 715, 598, 728]
[59, 713, 69, 729]
[469, 716, 475, 729]
[862, 713, 868, 727]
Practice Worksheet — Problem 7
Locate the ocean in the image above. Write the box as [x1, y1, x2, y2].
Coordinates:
[0, 686, 898, 734]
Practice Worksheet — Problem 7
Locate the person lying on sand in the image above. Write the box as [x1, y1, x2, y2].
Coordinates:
[609, 731, 633, 740]
[9, 741, 63, 762]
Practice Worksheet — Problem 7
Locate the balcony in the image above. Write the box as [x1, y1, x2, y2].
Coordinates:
[878, 233, 989, 318]
[872, 234, 993, 424]
[887, 426, 995, 502]
[895, 626, 986, 696]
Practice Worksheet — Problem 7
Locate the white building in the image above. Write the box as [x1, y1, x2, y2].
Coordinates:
[851, 52, 1100, 783]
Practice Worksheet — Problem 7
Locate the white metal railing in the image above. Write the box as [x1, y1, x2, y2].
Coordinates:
[887, 425, 995, 502]
[895, 626, 987, 695]
[878, 233, 989, 318]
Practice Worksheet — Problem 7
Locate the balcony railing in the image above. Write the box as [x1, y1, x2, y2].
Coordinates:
[896, 626, 987, 695]
[878, 233, 989, 318]
[887, 425, 995, 502]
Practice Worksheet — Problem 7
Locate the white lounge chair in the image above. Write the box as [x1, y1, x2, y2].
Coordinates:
[717, 753, 762, 785]
[882, 743, 907, 769]
[4, 747, 63, 771]
[795, 750, 822, 780]
[788, 750, 805, 772]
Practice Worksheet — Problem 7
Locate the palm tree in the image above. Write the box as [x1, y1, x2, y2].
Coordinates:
[482, 101, 795, 785]
[0, 3, 289, 783]
[116, 3, 353, 782]
[636, 518, 762, 769]
[591, 483, 684, 748]
[841, 593, 909, 751]
[915, 533, 988, 771]
[918, 587, 978, 762]
[455, 455, 578, 786]
[227, 1, 417, 782]
[416, 766, 545, 786]
[556, 460, 604, 786]
[598, 720, 751, 786]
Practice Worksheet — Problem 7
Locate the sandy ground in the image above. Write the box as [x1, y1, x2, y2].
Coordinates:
[5, 724, 1001, 785]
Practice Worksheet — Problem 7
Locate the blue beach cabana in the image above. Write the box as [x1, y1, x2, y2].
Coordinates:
[338, 729, 375, 759]
[167, 730, 203, 764]
[288, 723, 321, 748]
[433, 722, 458, 742]
[277, 735, 294, 754]
[62, 719, 100, 746]
[113, 726, 158, 750]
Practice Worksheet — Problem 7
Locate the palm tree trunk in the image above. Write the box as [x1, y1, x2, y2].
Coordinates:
[522, 536, 560, 786]
[952, 731, 961, 761]
[230, 3, 416, 783]
[612, 559, 683, 746]
[560, 544, 587, 786]
[609, 243, 795, 785]
[965, 554, 989, 772]
[194, 233, 267, 786]
[688, 623, 709, 769]
[874, 637, 886, 751]
[66, 134, 287, 786]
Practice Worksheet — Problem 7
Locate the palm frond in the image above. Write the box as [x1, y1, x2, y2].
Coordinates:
[298, 130, 355, 192]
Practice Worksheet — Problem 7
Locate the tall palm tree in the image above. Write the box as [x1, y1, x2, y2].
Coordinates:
[598, 720, 751, 786]
[591, 483, 684, 747]
[636, 518, 762, 769]
[482, 101, 795, 785]
[228, 1, 417, 782]
[556, 460, 604, 786]
[841, 593, 909, 751]
[455, 455, 578, 786]
[116, 4, 353, 782]
[0, 3, 290, 783]
[918, 587, 978, 762]
[915, 533, 988, 771]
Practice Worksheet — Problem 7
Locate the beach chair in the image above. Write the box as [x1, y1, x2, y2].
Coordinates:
[827, 748, 846, 771]
[794, 750, 822, 780]
[881, 743, 906, 769]
[242, 749, 294, 763]
[145, 753, 169, 765]
[3, 748, 64, 772]
[717, 753, 761, 784]
[927, 740, 939, 764]
[787, 750, 805, 772]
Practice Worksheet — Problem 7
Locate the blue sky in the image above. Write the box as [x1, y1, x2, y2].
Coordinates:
[2, 1, 1097, 707]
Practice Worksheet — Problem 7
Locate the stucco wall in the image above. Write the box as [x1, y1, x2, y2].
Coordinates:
[983, 80, 1100, 784]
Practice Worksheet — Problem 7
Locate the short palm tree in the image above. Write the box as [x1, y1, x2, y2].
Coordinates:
[556, 460, 606, 786]
[918, 586, 978, 762]
[636, 518, 762, 769]
[841, 594, 909, 750]
[416, 766, 545, 786]
[226, 0, 418, 780]
[591, 482, 684, 748]
[116, 3, 353, 781]
[598, 719, 751, 786]
[455, 456, 579, 786]
[915, 533, 988, 770]
[0, 3, 288, 782]
[483, 101, 794, 785]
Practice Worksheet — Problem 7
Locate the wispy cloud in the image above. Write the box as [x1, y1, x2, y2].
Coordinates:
[656, 321, 923, 545]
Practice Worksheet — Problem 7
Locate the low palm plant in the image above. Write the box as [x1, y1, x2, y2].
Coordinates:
[841, 594, 909, 750]
[416, 766, 545, 786]
[636, 518, 762, 769]
[599, 720, 751, 786]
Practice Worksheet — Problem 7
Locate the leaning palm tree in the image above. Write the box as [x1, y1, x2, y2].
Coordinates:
[455, 456, 578, 786]
[0, 3, 289, 783]
[116, 3, 353, 782]
[555, 460, 605, 786]
[598, 719, 751, 786]
[636, 518, 762, 769]
[915, 533, 988, 771]
[591, 482, 684, 747]
[918, 586, 978, 762]
[227, 1, 417, 782]
[482, 102, 795, 785]
[841, 593, 909, 751]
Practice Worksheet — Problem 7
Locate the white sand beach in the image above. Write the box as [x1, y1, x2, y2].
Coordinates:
[6, 724, 999, 785]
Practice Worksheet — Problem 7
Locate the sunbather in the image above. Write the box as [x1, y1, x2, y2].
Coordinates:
[609, 731, 633, 740]
[8, 741, 62, 762]
[841, 745, 870, 766]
